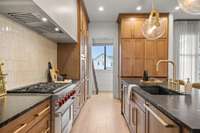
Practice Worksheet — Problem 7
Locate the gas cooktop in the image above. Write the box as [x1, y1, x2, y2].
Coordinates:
[8, 82, 72, 94]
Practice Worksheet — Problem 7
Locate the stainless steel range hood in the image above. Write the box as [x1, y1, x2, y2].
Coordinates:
[0, 0, 76, 43]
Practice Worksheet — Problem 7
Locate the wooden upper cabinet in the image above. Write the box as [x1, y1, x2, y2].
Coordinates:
[120, 17, 145, 39]
[133, 18, 145, 38]
[121, 39, 134, 76]
[120, 18, 133, 38]
[144, 39, 168, 77]
[119, 14, 168, 78]
[161, 17, 168, 39]
[121, 39, 145, 77]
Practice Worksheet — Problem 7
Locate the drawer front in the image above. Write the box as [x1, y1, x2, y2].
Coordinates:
[0, 99, 50, 133]
[27, 114, 50, 133]
[132, 92, 145, 111]
[145, 102, 180, 133]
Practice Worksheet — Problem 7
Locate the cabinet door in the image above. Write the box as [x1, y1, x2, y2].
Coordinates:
[130, 102, 136, 133]
[135, 104, 145, 133]
[132, 39, 145, 76]
[133, 18, 145, 38]
[160, 17, 168, 39]
[121, 39, 144, 77]
[27, 115, 50, 133]
[121, 18, 133, 38]
[156, 39, 168, 76]
[144, 40, 168, 77]
[121, 39, 134, 76]
[123, 84, 130, 123]
[144, 40, 157, 76]
[145, 103, 180, 133]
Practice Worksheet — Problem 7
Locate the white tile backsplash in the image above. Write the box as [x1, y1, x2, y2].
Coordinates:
[0, 15, 57, 90]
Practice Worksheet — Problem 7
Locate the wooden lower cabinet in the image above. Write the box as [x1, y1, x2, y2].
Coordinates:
[0, 99, 51, 133]
[145, 103, 180, 133]
[121, 85, 190, 133]
[27, 114, 50, 133]
[130, 101, 145, 133]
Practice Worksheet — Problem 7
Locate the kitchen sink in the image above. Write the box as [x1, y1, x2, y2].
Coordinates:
[140, 86, 182, 95]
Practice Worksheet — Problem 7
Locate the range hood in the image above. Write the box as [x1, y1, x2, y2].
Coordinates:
[0, 0, 77, 43]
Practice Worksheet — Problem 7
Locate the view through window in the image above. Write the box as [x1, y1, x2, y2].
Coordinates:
[92, 45, 113, 70]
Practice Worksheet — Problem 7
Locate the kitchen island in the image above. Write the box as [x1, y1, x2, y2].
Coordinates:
[121, 78, 200, 133]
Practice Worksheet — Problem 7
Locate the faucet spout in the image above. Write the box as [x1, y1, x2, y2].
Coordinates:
[156, 60, 176, 81]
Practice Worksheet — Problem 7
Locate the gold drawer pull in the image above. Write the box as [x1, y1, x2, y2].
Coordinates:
[144, 104, 173, 127]
[43, 127, 50, 133]
[14, 123, 27, 133]
[36, 106, 50, 117]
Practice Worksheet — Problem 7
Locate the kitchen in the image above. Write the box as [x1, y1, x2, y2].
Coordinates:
[0, 0, 200, 133]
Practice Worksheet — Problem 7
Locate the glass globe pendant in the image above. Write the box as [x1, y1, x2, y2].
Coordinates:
[178, 0, 200, 15]
[142, 9, 165, 40]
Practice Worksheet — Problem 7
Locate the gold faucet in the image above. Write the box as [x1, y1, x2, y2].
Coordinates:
[156, 60, 176, 81]
[0, 63, 7, 97]
[156, 60, 180, 90]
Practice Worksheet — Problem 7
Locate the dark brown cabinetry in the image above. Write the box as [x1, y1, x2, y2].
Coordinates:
[119, 14, 169, 78]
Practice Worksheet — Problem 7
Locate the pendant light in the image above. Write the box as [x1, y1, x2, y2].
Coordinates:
[142, 0, 165, 40]
[178, 0, 200, 15]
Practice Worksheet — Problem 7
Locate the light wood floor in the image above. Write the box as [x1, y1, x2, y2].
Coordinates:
[71, 93, 130, 133]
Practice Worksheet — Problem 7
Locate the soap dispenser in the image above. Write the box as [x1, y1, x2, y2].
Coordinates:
[185, 78, 192, 93]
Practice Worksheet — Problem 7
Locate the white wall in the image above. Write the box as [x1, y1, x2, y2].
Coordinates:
[95, 70, 113, 91]
[0, 15, 57, 90]
[89, 22, 119, 98]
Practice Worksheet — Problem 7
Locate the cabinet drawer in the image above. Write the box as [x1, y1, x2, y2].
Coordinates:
[27, 114, 50, 133]
[0, 99, 50, 133]
[132, 92, 145, 111]
[145, 102, 180, 133]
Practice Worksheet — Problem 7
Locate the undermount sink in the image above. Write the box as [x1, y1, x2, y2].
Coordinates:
[140, 86, 182, 95]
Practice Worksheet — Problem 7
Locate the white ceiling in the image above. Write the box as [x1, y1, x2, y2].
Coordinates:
[84, 0, 200, 22]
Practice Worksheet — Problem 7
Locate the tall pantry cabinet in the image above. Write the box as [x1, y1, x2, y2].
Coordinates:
[57, 0, 89, 107]
[118, 14, 169, 78]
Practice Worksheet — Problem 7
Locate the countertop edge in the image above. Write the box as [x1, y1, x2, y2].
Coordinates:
[0, 95, 51, 128]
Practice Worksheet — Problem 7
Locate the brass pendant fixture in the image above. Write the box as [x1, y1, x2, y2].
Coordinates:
[178, 0, 200, 15]
[142, 0, 165, 40]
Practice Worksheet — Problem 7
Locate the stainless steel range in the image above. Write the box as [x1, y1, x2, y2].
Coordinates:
[8, 82, 77, 133]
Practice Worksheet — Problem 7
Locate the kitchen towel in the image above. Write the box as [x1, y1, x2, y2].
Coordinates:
[127, 84, 138, 104]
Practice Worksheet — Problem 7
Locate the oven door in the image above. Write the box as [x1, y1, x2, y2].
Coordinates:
[55, 100, 74, 133]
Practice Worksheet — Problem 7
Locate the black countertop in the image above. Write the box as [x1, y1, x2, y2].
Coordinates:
[0, 94, 51, 128]
[122, 78, 200, 133]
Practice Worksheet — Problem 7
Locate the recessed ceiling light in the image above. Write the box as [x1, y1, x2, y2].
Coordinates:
[175, 6, 180, 11]
[55, 27, 59, 32]
[98, 6, 104, 12]
[42, 17, 48, 22]
[136, 6, 142, 11]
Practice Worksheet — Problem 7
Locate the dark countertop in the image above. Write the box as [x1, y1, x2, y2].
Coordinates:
[0, 94, 51, 128]
[122, 78, 200, 133]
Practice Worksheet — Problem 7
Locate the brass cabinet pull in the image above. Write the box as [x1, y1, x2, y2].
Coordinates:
[43, 127, 50, 133]
[144, 104, 173, 127]
[14, 123, 27, 133]
[36, 106, 50, 117]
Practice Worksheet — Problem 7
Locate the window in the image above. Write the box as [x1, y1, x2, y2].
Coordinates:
[92, 45, 113, 70]
[179, 34, 198, 82]
[174, 21, 200, 82]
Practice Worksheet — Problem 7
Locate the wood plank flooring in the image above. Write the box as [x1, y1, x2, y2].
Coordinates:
[71, 93, 130, 133]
